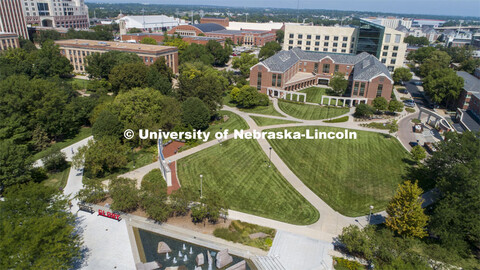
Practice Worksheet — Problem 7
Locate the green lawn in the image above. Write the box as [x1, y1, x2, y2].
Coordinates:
[126, 145, 158, 171]
[177, 138, 319, 225]
[33, 127, 92, 161]
[239, 102, 285, 117]
[250, 116, 300, 127]
[278, 100, 349, 120]
[43, 166, 71, 190]
[298, 87, 343, 105]
[324, 116, 349, 123]
[267, 126, 411, 216]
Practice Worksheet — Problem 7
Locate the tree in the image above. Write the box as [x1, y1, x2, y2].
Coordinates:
[372, 97, 388, 111]
[259, 41, 282, 60]
[149, 57, 174, 82]
[419, 50, 451, 77]
[206, 40, 231, 66]
[354, 103, 374, 118]
[0, 183, 81, 269]
[128, 28, 142, 33]
[388, 100, 404, 113]
[180, 43, 214, 65]
[232, 53, 259, 77]
[18, 37, 37, 52]
[33, 40, 73, 78]
[85, 51, 142, 80]
[170, 187, 194, 217]
[423, 68, 463, 107]
[459, 58, 480, 73]
[404, 36, 429, 46]
[140, 169, 170, 222]
[109, 177, 139, 212]
[178, 62, 228, 115]
[388, 119, 398, 134]
[329, 72, 348, 95]
[92, 110, 123, 140]
[410, 145, 426, 162]
[140, 37, 157, 45]
[191, 204, 208, 225]
[392, 67, 412, 84]
[109, 62, 149, 93]
[73, 137, 128, 177]
[0, 140, 32, 187]
[76, 179, 107, 203]
[276, 29, 284, 43]
[182, 97, 210, 130]
[406, 46, 435, 64]
[164, 37, 189, 55]
[385, 180, 429, 238]
[235, 85, 268, 108]
[41, 149, 68, 173]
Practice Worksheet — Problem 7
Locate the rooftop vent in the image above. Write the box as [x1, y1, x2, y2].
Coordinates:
[279, 53, 291, 62]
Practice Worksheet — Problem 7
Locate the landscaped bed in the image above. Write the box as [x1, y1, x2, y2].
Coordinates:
[278, 100, 349, 120]
[213, 220, 276, 251]
[267, 126, 411, 216]
[177, 138, 320, 225]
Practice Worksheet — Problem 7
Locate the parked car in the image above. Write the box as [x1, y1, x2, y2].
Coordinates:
[404, 100, 415, 107]
[409, 141, 419, 147]
[412, 81, 423, 86]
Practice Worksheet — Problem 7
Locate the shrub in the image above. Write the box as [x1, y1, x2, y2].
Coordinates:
[109, 177, 139, 212]
[42, 149, 68, 173]
[324, 116, 349, 123]
[334, 257, 364, 270]
[406, 108, 415, 113]
[354, 104, 375, 118]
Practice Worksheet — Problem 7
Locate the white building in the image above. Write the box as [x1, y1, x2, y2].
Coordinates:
[363, 17, 413, 29]
[226, 21, 286, 32]
[117, 15, 187, 34]
[22, 0, 89, 29]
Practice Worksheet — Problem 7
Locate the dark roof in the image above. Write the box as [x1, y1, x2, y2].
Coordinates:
[457, 71, 480, 99]
[260, 47, 392, 81]
[192, 23, 225, 33]
[461, 110, 480, 132]
[209, 29, 271, 35]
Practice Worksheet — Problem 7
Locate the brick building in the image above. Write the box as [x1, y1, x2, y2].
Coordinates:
[0, 0, 29, 38]
[200, 17, 229, 27]
[0, 32, 20, 50]
[121, 33, 225, 46]
[456, 71, 480, 115]
[249, 48, 394, 104]
[55, 39, 178, 74]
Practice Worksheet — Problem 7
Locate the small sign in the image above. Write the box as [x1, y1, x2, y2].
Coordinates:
[98, 209, 122, 221]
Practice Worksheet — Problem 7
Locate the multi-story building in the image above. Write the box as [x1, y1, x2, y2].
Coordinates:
[200, 17, 229, 27]
[0, 32, 20, 50]
[168, 23, 275, 46]
[0, 0, 29, 38]
[456, 71, 480, 115]
[363, 17, 413, 29]
[121, 33, 225, 46]
[22, 0, 89, 29]
[55, 39, 179, 74]
[249, 47, 394, 104]
[117, 15, 187, 35]
[283, 20, 407, 71]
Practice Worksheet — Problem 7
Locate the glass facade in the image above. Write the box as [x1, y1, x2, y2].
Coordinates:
[355, 19, 385, 58]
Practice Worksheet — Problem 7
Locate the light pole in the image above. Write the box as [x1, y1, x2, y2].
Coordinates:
[368, 205, 374, 223]
[268, 147, 272, 167]
[199, 174, 203, 199]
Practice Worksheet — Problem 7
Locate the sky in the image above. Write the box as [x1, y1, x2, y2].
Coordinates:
[91, 0, 480, 17]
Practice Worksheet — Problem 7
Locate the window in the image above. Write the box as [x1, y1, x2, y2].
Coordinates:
[324, 42, 329, 46]
[316, 35, 321, 40]
[288, 46, 293, 50]
[315, 47, 319, 51]
[352, 37, 355, 42]
[383, 45, 389, 50]
[341, 49, 346, 53]
[257, 72, 262, 90]
[382, 52, 388, 56]
[395, 34, 401, 43]
[388, 66, 394, 72]
[325, 36, 330, 40]
[306, 47, 310, 51]
[298, 34, 303, 39]
[289, 40, 293, 44]
[334, 64, 339, 73]
[272, 74, 277, 86]
[393, 46, 398, 51]
[342, 43, 347, 48]
[392, 52, 397, 57]
[343, 36, 348, 41]
[334, 36, 339, 41]
[323, 64, 330, 73]
[306, 41, 311, 45]
[315, 41, 320, 46]
[391, 59, 396, 64]
[333, 43, 338, 47]
[376, 84, 383, 97]
[359, 83, 366, 96]
[289, 34, 294, 38]
[297, 40, 302, 45]
[314, 63, 318, 73]
[332, 49, 337, 52]
[385, 34, 391, 43]
[323, 48, 328, 52]
[353, 82, 359, 95]
[381, 58, 386, 63]
[307, 35, 312, 39]
[277, 74, 282, 86]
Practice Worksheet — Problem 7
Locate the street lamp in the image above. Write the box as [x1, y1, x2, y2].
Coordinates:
[268, 147, 272, 167]
[199, 174, 203, 199]
[368, 205, 374, 223]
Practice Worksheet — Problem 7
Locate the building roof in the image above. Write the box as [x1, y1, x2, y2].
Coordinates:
[208, 29, 272, 35]
[122, 32, 224, 41]
[117, 15, 186, 29]
[227, 21, 286, 31]
[55, 39, 177, 55]
[457, 71, 480, 99]
[192, 23, 226, 33]
[259, 48, 392, 82]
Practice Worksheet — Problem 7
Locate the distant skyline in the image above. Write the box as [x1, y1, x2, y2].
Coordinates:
[88, 0, 480, 18]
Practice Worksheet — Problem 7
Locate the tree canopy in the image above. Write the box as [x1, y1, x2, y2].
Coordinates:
[259, 41, 282, 60]
[329, 72, 349, 95]
[232, 53, 259, 78]
[392, 67, 412, 84]
[85, 51, 142, 80]
[181, 97, 211, 130]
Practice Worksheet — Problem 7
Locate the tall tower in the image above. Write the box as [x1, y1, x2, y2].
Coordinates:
[22, 0, 89, 29]
[0, 0, 29, 38]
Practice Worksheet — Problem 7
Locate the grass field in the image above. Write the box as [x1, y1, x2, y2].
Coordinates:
[240, 102, 285, 117]
[324, 116, 349, 123]
[177, 138, 320, 225]
[33, 127, 92, 161]
[298, 87, 344, 105]
[43, 166, 71, 190]
[278, 100, 349, 120]
[250, 116, 300, 127]
[267, 126, 411, 216]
